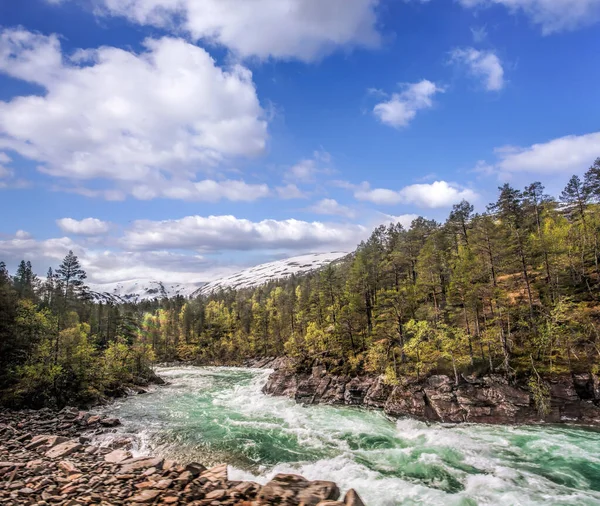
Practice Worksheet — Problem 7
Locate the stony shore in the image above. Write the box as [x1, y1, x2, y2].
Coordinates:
[252, 357, 600, 425]
[0, 407, 365, 506]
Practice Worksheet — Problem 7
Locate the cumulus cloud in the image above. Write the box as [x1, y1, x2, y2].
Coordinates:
[373, 80, 444, 128]
[284, 151, 334, 183]
[493, 132, 600, 175]
[0, 232, 211, 284]
[308, 199, 356, 218]
[458, 0, 600, 34]
[276, 184, 308, 200]
[88, 0, 381, 62]
[450, 47, 505, 91]
[122, 215, 368, 252]
[130, 179, 270, 202]
[378, 213, 421, 229]
[354, 181, 478, 208]
[0, 28, 267, 199]
[56, 218, 111, 235]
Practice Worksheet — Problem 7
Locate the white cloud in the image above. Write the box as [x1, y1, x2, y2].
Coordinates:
[56, 218, 111, 235]
[0, 232, 211, 284]
[458, 0, 600, 34]
[308, 199, 356, 218]
[276, 184, 308, 200]
[15, 230, 31, 239]
[0, 28, 267, 199]
[130, 179, 270, 202]
[91, 0, 381, 62]
[493, 132, 600, 175]
[354, 181, 478, 208]
[284, 151, 334, 183]
[286, 159, 320, 183]
[122, 215, 368, 252]
[470, 25, 488, 42]
[450, 47, 505, 91]
[373, 80, 444, 128]
[378, 213, 421, 229]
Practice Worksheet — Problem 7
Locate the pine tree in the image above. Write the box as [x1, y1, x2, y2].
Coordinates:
[56, 251, 88, 299]
[524, 182, 554, 294]
[584, 158, 600, 202]
[447, 200, 474, 248]
[561, 175, 589, 221]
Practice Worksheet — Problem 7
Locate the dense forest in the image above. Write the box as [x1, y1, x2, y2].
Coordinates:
[2, 159, 600, 409]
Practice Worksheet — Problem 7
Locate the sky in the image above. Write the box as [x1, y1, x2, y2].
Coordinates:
[0, 0, 599, 287]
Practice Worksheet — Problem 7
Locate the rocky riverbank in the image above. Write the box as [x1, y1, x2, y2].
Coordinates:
[0, 407, 365, 505]
[258, 359, 600, 425]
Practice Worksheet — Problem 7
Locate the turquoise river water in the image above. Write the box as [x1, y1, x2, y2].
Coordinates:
[97, 366, 600, 506]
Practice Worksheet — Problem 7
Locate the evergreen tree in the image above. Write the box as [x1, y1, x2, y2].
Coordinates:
[56, 250, 88, 299]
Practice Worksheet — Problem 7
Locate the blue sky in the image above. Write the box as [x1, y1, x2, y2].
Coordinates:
[0, 0, 599, 286]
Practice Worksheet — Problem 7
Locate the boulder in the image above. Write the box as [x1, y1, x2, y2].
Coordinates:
[364, 376, 393, 408]
[344, 489, 365, 506]
[129, 489, 161, 503]
[104, 449, 130, 464]
[344, 377, 375, 405]
[384, 385, 429, 419]
[298, 480, 340, 506]
[45, 441, 82, 459]
[263, 370, 299, 397]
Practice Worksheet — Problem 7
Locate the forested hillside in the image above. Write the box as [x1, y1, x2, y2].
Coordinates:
[2, 159, 600, 409]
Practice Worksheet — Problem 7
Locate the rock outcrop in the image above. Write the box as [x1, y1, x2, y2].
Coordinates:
[262, 365, 600, 425]
[0, 407, 366, 505]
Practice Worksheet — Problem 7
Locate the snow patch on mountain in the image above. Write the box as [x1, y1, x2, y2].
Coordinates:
[192, 251, 348, 296]
[89, 251, 348, 302]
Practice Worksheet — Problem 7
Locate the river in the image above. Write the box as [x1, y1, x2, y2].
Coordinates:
[96, 366, 600, 506]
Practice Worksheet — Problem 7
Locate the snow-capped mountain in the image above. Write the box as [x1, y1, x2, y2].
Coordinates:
[89, 251, 348, 302]
[191, 251, 348, 296]
[88, 280, 203, 303]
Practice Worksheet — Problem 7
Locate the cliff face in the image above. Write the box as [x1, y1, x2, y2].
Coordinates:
[261, 362, 600, 425]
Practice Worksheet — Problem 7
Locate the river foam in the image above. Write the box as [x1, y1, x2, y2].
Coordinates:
[98, 366, 600, 506]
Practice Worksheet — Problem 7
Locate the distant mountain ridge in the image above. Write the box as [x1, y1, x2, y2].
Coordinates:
[89, 251, 348, 302]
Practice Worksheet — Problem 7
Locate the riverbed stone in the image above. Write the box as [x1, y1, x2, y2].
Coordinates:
[344, 489, 365, 506]
[298, 480, 340, 506]
[46, 441, 82, 459]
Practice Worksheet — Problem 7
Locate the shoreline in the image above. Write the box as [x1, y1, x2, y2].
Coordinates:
[0, 407, 365, 505]
[245, 357, 600, 427]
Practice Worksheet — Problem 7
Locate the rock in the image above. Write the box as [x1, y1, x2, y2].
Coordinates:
[316, 502, 345, 506]
[262, 369, 299, 397]
[297, 480, 340, 506]
[104, 449, 130, 464]
[46, 441, 82, 459]
[185, 462, 206, 477]
[58, 461, 79, 474]
[154, 479, 173, 489]
[384, 385, 430, 419]
[86, 415, 101, 425]
[26, 435, 69, 450]
[129, 489, 161, 503]
[99, 417, 121, 427]
[202, 464, 227, 482]
[259, 474, 309, 504]
[175, 471, 193, 482]
[364, 376, 393, 408]
[233, 481, 260, 497]
[18, 487, 35, 495]
[319, 376, 349, 405]
[343, 489, 365, 506]
[120, 456, 164, 473]
[344, 377, 375, 405]
[205, 489, 227, 500]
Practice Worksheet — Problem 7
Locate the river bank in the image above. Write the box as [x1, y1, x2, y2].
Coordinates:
[251, 357, 600, 426]
[0, 406, 365, 505]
